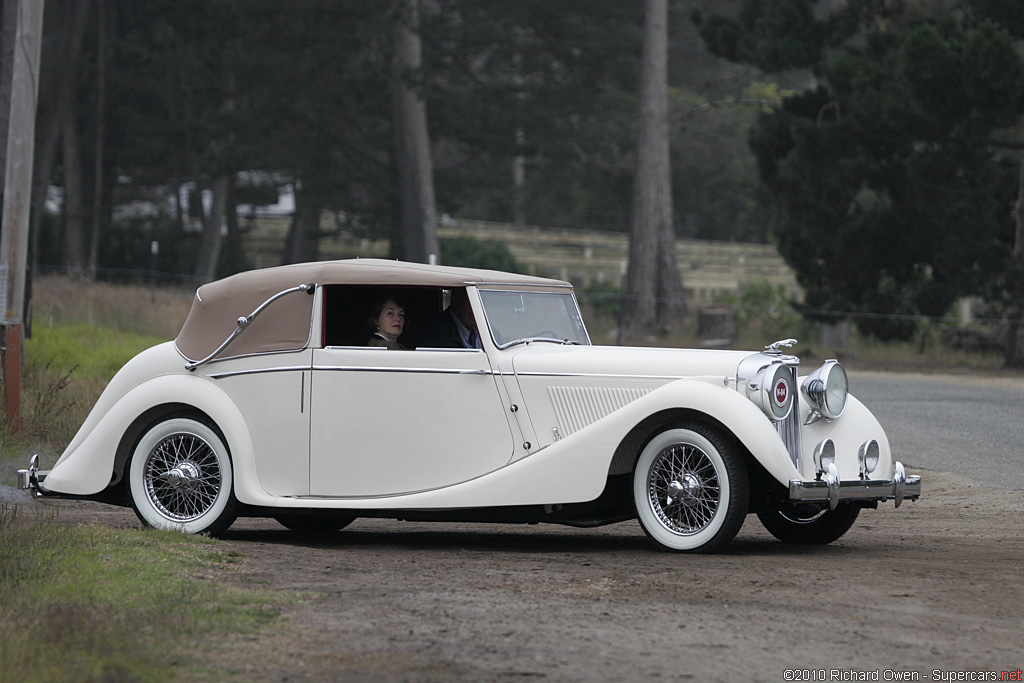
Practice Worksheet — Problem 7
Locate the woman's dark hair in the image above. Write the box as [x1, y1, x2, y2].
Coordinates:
[367, 293, 406, 332]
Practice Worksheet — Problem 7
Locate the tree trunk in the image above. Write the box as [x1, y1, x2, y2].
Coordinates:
[88, 0, 106, 279]
[31, 0, 93, 275]
[391, 0, 439, 264]
[30, 99, 62, 275]
[61, 100, 88, 276]
[621, 0, 686, 338]
[1005, 147, 1024, 368]
[193, 174, 230, 285]
[281, 186, 322, 265]
[223, 179, 246, 274]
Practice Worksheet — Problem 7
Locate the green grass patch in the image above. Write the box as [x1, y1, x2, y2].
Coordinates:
[0, 505, 284, 682]
[0, 323, 165, 465]
[0, 279, 285, 682]
[26, 323, 164, 382]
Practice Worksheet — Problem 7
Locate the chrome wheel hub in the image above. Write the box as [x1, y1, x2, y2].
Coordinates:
[160, 462, 202, 489]
[666, 473, 702, 508]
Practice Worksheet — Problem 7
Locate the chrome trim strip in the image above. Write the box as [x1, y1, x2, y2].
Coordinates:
[311, 365, 495, 375]
[473, 281, 573, 288]
[510, 371, 684, 380]
[213, 364, 499, 378]
[208, 365, 312, 380]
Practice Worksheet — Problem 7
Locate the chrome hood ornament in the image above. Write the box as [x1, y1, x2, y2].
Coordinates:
[765, 338, 798, 352]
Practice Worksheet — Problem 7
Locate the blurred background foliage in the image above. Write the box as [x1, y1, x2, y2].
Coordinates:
[4, 0, 1024, 357]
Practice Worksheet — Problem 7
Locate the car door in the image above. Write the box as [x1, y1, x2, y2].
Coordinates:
[206, 350, 313, 497]
[308, 346, 515, 497]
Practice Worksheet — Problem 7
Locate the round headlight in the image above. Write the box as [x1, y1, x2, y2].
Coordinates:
[859, 439, 880, 477]
[748, 362, 794, 422]
[802, 360, 848, 421]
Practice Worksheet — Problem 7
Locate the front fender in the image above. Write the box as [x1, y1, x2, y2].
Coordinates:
[800, 392, 892, 480]
[610, 377, 798, 484]
[42, 373, 256, 498]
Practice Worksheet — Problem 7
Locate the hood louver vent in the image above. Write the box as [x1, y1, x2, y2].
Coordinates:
[548, 385, 650, 436]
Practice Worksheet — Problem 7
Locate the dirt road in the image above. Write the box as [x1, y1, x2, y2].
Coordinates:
[20, 468, 1023, 682]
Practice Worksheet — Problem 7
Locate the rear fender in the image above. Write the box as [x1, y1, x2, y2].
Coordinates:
[42, 374, 256, 498]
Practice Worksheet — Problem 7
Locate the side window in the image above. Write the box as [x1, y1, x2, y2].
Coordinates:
[322, 285, 442, 348]
[322, 286, 368, 346]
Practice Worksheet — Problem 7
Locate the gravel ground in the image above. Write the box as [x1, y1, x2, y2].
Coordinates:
[8, 466, 1022, 683]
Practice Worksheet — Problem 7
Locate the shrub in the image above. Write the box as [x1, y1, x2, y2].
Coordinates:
[720, 281, 804, 341]
[440, 236, 522, 272]
[579, 280, 621, 319]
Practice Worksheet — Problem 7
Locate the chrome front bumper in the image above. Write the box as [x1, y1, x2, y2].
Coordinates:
[788, 461, 921, 510]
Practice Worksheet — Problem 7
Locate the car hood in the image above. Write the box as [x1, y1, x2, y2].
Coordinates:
[508, 344, 758, 380]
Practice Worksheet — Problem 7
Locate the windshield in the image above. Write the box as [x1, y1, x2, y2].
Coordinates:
[479, 289, 591, 348]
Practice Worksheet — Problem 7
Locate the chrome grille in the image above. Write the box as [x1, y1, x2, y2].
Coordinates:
[775, 365, 802, 469]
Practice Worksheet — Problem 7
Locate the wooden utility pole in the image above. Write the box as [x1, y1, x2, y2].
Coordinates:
[1, 0, 45, 433]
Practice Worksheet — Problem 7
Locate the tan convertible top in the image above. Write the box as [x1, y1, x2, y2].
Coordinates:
[175, 258, 571, 363]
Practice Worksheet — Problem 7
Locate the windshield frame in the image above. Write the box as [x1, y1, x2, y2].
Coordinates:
[477, 287, 592, 350]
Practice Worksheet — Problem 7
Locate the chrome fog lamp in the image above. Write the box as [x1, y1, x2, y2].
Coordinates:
[747, 362, 794, 422]
[812, 438, 836, 479]
[858, 439, 880, 478]
[802, 359, 848, 424]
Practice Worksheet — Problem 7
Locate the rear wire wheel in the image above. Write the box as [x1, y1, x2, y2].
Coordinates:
[128, 413, 237, 536]
[633, 423, 749, 553]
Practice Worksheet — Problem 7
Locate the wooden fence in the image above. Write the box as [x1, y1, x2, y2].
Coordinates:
[242, 216, 801, 305]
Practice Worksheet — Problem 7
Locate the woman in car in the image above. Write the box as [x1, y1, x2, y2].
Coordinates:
[367, 296, 406, 349]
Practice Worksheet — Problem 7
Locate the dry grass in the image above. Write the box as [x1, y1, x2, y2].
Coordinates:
[31, 274, 194, 340]
[2, 277, 195, 462]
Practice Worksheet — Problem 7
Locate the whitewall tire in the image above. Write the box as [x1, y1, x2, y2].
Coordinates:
[128, 414, 237, 535]
[633, 423, 749, 553]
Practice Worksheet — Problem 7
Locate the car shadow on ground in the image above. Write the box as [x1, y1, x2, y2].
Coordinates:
[221, 518, 860, 557]
[10, 495, 868, 558]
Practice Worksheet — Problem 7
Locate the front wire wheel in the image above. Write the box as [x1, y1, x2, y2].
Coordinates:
[633, 423, 749, 553]
[128, 414, 237, 535]
[757, 503, 861, 545]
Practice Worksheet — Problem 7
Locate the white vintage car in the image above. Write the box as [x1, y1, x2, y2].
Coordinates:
[18, 259, 920, 552]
